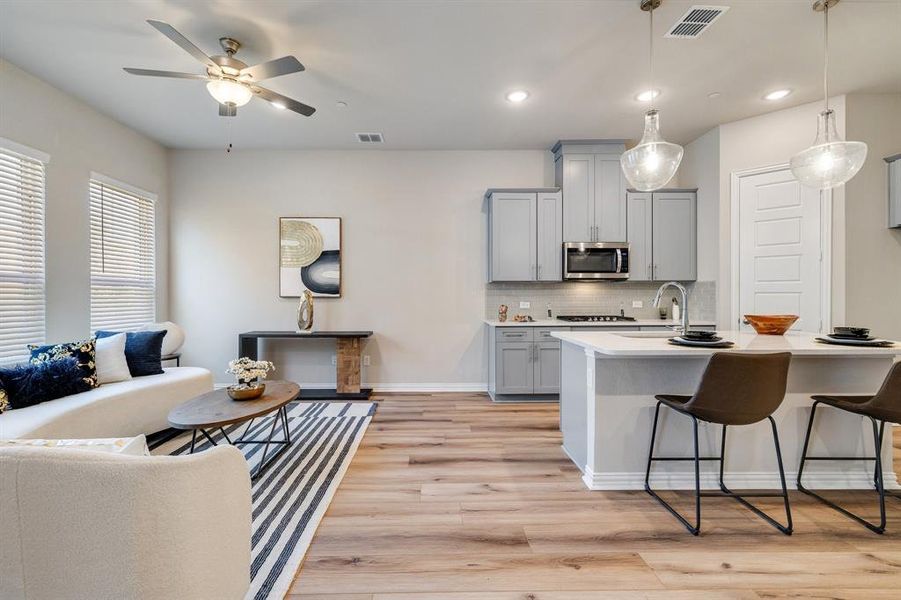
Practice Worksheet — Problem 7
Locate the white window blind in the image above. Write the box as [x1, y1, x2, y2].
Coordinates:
[90, 178, 156, 332]
[0, 144, 46, 365]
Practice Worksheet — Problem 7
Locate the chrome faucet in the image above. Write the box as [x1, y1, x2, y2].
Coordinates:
[653, 281, 689, 334]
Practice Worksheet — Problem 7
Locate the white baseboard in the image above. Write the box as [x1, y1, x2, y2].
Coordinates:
[581, 467, 901, 491]
[214, 382, 488, 393]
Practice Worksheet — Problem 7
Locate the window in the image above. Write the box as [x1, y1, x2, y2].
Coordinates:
[90, 176, 156, 332]
[0, 140, 47, 365]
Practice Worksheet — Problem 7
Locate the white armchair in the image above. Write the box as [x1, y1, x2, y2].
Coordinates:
[0, 445, 251, 600]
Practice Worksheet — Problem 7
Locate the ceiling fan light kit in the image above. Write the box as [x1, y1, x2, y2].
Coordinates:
[621, 0, 683, 192]
[790, 0, 867, 190]
[206, 78, 253, 107]
[124, 20, 315, 118]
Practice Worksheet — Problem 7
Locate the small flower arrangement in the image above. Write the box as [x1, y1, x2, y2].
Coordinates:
[227, 357, 276, 389]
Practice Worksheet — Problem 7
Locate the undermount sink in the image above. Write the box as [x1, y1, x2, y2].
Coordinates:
[614, 330, 677, 339]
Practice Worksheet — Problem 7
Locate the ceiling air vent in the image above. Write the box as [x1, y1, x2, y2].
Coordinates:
[356, 132, 384, 143]
[665, 5, 729, 39]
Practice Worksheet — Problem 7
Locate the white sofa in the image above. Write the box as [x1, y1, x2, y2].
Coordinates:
[0, 444, 251, 600]
[0, 367, 212, 440]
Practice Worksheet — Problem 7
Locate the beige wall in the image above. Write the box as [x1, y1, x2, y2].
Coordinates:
[169, 149, 552, 387]
[0, 59, 169, 342]
[714, 96, 848, 329]
[844, 94, 901, 340]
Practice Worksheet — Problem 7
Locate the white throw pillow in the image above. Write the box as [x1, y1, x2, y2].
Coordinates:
[140, 321, 185, 356]
[94, 332, 132, 385]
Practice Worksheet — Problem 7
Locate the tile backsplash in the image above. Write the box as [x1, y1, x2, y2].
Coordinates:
[486, 280, 716, 322]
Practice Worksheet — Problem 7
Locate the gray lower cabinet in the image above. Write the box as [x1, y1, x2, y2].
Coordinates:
[491, 327, 565, 399]
[495, 342, 534, 394]
[533, 342, 562, 394]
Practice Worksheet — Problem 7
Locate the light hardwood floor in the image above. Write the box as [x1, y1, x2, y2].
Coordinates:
[290, 393, 901, 599]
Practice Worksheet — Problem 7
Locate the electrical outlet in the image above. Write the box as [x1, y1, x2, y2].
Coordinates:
[331, 355, 337, 366]
[363, 355, 371, 366]
[519, 301, 530, 309]
[632, 300, 643, 309]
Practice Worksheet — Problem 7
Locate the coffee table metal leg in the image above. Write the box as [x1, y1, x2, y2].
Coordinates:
[199, 429, 218, 446]
[281, 406, 291, 443]
[189, 429, 198, 453]
[219, 427, 232, 445]
[253, 410, 283, 479]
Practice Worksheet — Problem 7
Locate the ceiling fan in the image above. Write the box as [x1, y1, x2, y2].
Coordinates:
[124, 20, 315, 117]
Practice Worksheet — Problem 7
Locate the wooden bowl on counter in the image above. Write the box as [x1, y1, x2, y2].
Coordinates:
[744, 314, 799, 335]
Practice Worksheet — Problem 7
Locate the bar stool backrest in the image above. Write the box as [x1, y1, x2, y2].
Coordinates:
[866, 361, 901, 418]
[686, 352, 792, 425]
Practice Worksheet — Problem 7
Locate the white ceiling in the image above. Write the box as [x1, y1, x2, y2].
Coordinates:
[1, 0, 899, 150]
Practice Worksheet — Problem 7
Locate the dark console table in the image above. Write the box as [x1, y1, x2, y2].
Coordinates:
[238, 331, 374, 400]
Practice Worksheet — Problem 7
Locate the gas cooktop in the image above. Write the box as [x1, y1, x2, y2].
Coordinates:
[557, 315, 637, 322]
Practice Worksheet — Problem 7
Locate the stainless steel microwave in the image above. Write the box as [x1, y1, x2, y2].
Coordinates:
[563, 242, 630, 280]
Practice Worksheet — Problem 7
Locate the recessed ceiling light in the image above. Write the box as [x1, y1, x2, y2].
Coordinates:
[336, 100, 348, 109]
[271, 101, 286, 110]
[764, 89, 792, 101]
[635, 89, 660, 102]
[506, 90, 529, 103]
[707, 92, 722, 99]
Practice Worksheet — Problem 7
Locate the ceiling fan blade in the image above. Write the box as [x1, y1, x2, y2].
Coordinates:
[219, 103, 237, 117]
[251, 86, 316, 116]
[124, 67, 208, 80]
[239, 56, 305, 81]
[146, 20, 220, 73]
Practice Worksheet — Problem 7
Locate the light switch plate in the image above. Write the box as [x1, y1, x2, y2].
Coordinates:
[632, 300, 643, 308]
[363, 355, 371, 366]
[331, 355, 337, 365]
[519, 301, 530, 309]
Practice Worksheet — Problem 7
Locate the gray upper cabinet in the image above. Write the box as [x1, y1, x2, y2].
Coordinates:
[626, 192, 653, 281]
[595, 157, 627, 242]
[489, 192, 536, 281]
[888, 154, 901, 229]
[561, 154, 594, 242]
[488, 189, 562, 282]
[553, 141, 628, 243]
[537, 192, 563, 281]
[626, 189, 697, 282]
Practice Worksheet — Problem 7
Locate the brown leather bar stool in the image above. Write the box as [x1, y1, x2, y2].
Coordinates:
[645, 352, 793, 536]
[797, 361, 901, 534]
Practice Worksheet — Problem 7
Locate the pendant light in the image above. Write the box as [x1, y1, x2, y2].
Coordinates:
[621, 0, 683, 192]
[790, 0, 867, 190]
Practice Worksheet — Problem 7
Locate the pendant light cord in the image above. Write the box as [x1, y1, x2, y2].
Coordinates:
[823, 3, 829, 111]
[649, 5, 655, 112]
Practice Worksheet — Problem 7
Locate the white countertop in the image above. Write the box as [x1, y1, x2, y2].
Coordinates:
[551, 330, 901, 357]
[484, 319, 715, 328]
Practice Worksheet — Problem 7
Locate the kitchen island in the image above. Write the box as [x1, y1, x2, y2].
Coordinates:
[553, 329, 901, 491]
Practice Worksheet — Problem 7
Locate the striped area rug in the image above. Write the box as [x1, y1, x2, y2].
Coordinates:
[153, 401, 376, 600]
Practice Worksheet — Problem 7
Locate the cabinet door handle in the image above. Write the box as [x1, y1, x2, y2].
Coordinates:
[537, 264, 541, 279]
[648, 264, 652, 279]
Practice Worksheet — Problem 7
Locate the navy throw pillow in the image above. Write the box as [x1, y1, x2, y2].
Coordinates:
[28, 338, 98, 389]
[0, 357, 92, 411]
[95, 330, 165, 377]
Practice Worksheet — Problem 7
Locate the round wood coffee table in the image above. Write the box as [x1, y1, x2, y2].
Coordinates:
[168, 380, 300, 479]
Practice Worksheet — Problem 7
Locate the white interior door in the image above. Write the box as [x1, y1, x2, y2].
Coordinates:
[738, 168, 823, 333]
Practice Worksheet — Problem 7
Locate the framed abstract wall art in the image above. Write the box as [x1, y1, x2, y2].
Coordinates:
[279, 217, 342, 298]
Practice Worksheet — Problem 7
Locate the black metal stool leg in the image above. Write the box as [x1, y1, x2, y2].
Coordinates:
[715, 418, 792, 535]
[797, 401, 820, 489]
[644, 403, 702, 536]
[797, 405, 888, 534]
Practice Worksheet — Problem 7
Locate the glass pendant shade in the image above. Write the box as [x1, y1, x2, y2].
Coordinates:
[206, 79, 253, 107]
[790, 109, 867, 190]
[621, 110, 684, 192]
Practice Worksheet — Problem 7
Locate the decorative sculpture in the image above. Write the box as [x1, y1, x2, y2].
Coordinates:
[297, 289, 314, 332]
